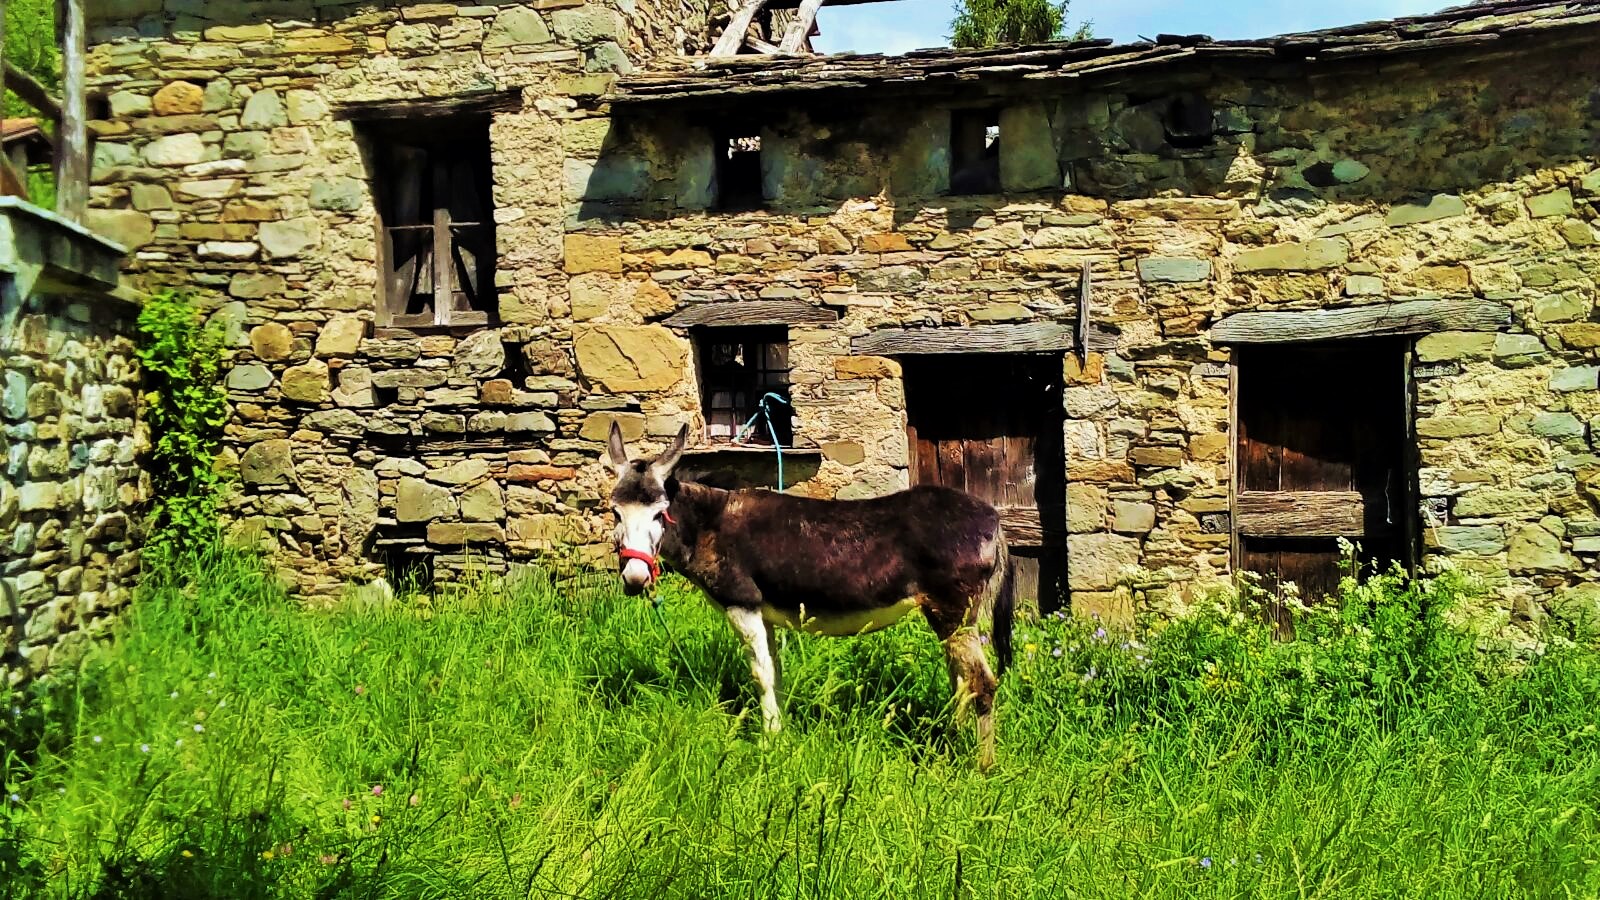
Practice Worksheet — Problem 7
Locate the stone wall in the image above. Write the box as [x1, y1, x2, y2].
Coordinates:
[1, 200, 145, 684]
[563, 45, 1600, 644]
[82, 0, 720, 593]
[83, 8, 1600, 643]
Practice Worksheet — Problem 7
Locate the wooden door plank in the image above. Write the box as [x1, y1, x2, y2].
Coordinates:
[1235, 491, 1366, 537]
[431, 162, 453, 327]
[998, 507, 1045, 546]
[937, 439, 966, 494]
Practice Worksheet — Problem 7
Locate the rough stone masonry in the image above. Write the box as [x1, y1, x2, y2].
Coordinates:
[81, 0, 1600, 648]
[2, 199, 146, 684]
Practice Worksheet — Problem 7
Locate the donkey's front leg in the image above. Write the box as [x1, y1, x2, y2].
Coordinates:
[943, 629, 998, 771]
[725, 606, 782, 733]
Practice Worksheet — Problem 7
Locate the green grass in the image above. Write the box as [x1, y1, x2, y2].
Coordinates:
[4, 549, 1599, 898]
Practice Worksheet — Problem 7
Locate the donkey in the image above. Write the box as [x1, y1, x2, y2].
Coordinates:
[606, 422, 1016, 769]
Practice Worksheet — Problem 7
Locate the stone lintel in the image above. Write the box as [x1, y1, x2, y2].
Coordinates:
[662, 300, 838, 328]
[1211, 299, 1511, 345]
[851, 321, 1117, 356]
[0, 196, 130, 299]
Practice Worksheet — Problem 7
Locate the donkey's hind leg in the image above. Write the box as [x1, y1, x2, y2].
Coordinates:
[726, 606, 782, 733]
[941, 628, 999, 771]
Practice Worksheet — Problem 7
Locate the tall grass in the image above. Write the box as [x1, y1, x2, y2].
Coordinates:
[3, 548, 1598, 898]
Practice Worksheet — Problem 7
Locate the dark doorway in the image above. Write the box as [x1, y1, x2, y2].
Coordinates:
[903, 354, 1066, 613]
[1234, 339, 1415, 631]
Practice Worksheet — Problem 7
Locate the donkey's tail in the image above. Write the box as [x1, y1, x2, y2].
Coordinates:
[982, 527, 1016, 677]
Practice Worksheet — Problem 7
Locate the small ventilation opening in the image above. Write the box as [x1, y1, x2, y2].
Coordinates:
[950, 107, 1001, 195]
[376, 530, 434, 594]
[1163, 93, 1215, 149]
[715, 129, 763, 210]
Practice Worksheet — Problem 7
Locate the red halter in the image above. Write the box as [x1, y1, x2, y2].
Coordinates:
[618, 509, 675, 583]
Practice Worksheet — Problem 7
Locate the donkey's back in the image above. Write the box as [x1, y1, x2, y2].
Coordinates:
[709, 484, 1004, 625]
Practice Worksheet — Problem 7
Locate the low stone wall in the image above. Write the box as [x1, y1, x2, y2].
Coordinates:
[1, 199, 145, 684]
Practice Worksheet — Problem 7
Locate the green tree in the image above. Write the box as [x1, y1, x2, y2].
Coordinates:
[949, 0, 1090, 48]
[4, 0, 59, 117]
[4, 0, 59, 203]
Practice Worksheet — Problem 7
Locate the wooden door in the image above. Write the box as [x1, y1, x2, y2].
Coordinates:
[903, 354, 1066, 612]
[1234, 340, 1413, 630]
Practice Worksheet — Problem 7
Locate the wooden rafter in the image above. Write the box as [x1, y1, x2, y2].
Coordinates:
[710, 0, 893, 57]
[710, 0, 773, 56]
[777, 0, 825, 53]
[3, 62, 63, 122]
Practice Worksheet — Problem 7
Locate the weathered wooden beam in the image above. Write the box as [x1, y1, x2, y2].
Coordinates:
[55, 0, 89, 223]
[333, 90, 521, 121]
[851, 322, 1117, 356]
[710, 0, 772, 57]
[998, 507, 1052, 547]
[778, 0, 825, 53]
[1211, 299, 1511, 345]
[1234, 491, 1366, 537]
[662, 300, 837, 328]
[3, 61, 64, 122]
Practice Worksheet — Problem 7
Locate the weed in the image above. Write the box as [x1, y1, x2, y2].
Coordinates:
[3, 546, 1598, 898]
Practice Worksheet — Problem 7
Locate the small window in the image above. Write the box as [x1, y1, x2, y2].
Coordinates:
[715, 128, 763, 211]
[365, 115, 497, 327]
[949, 107, 1000, 195]
[697, 327, 792, 445]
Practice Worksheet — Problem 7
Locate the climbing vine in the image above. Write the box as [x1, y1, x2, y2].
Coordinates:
[135, 290, 230, 564]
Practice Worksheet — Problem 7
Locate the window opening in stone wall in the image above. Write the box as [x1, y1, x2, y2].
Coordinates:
[950, 107, 1001, 195]
[715, 129, 764, 211]
[1163, 93, 1215, 149]
[365, 115, 498, 328]
[697, 327, 792, 445]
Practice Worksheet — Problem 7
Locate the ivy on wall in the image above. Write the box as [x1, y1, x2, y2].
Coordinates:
[135, 291, 230, 566]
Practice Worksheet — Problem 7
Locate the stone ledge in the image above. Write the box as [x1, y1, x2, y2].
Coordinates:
[0, 197, 132, 302]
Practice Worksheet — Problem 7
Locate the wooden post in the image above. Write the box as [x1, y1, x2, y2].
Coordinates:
[1, 0, 8, 106]
[55, 0, 89, 223]
[1075, 261, 1091, 368]
[0, 0, 21, 200]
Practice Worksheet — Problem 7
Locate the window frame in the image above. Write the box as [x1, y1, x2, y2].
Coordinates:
[695, 326, 793, 446]
[364, 113, 498, 329]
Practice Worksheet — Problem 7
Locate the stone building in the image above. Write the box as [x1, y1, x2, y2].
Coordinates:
[82, 0, 1600, 643]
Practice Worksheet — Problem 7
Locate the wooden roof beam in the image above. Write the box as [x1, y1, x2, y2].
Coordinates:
[710, 0, 773, 57]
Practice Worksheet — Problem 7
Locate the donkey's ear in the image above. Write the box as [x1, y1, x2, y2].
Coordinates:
[606, 420, 629, 472]
[650, 423, 688, 478]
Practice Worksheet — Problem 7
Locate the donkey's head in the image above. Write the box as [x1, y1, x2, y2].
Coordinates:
[606, 421, 688, 595]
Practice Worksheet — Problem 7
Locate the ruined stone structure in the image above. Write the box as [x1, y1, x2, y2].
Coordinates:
[1, 199, 145, 682]
[83, 1, 1600, 644]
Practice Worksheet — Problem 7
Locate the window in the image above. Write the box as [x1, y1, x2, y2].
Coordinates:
[949, 107, 1000, 195]
[366, 116, 497, 327]
[697, 327, 792, 445]
[715, 128, 763, 211]
[1163, 93, 1215, 149]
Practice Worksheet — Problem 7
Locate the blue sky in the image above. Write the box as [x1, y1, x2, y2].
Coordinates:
[812, 0, 1451, 54]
